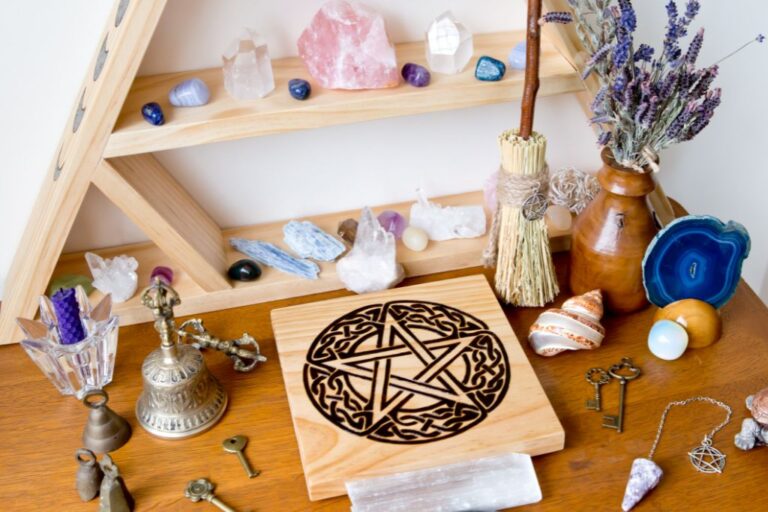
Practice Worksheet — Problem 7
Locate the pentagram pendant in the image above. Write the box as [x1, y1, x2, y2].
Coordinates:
[688, 437, 726, 474]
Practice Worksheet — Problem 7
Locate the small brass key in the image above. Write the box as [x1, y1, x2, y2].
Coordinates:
[585, 368, 610, 411]
[223, 435, 260, 478]
[185, 478, 237, 512]
[602, 357, 641, 433]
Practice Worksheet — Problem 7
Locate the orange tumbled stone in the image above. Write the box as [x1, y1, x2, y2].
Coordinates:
[653, 299, 721, 349]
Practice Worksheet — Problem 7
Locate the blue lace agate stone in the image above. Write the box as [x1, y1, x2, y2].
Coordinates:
[169, 78, 210, 107]
[642, 215, 750, 309]
[141, 102, 164, 125]
[475, 56, 506, 81]
[230, 238, 319, 280]
[508, 41, 527, 70]
[283, 220, 345, 261]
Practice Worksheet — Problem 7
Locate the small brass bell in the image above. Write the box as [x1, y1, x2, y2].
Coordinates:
[82, 389, 132, 453]
[135, 279, 228, 439]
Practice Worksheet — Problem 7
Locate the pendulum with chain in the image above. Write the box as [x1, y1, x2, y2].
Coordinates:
[621, 396, 732, 511]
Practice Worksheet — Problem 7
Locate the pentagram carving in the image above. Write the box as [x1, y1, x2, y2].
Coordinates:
[303, 301, 511, 444]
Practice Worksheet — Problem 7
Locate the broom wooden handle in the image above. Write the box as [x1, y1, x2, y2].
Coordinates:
[520, 0, 542, 139]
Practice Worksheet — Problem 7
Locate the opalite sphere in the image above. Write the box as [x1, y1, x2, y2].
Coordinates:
[401, 62, 431, 87]
[141, 102, 164, 125]
[653, 298, 721, 348]
[648, 319, 689, 360]
[475, 56, 506, 81]
[169, 78, 210, 107]
[545, 205, 572, 232]
[377, 210, 407, 239]
[402, 226, 428, 251]
[288, 78, 311, 100]
[508, 41, 526, 69]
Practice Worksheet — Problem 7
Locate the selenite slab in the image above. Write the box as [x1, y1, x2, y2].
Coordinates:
[346, 452, 542, 512]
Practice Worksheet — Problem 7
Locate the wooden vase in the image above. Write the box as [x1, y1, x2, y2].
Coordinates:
[569, 149, 658, 314]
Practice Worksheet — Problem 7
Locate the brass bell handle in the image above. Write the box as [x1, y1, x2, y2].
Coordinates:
[177, 319, 266, 373]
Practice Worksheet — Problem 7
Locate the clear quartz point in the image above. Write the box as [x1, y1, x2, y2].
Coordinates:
[425, 11, 474, 74]
[222, 29, 275, 99]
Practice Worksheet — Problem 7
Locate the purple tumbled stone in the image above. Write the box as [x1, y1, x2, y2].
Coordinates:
[377, 210, 407, 239]
[401, 62, 431, 87]
[51, 287, 87, 345]
[150, 265, 174, 285]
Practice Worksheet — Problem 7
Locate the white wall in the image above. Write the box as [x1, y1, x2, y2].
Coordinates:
[1, 0, 766, 303]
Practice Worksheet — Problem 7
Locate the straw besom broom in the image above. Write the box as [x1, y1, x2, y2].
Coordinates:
[483, 0, 559, 306]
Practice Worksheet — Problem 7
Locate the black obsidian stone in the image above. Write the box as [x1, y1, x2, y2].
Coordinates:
[227, 259, 262, 281]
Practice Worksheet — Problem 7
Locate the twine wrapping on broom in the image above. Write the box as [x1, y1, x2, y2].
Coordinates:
[483, 166, 550, 267]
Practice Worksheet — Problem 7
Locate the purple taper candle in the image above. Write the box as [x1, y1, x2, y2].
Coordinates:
[51, 287, 87, 344]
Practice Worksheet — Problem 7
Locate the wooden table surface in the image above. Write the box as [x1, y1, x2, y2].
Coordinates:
[1, 253, 767, 511]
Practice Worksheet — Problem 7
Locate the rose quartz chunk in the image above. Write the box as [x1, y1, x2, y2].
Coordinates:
[297, 0, 399, 90]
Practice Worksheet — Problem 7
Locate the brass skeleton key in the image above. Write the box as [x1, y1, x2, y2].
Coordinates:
[602, 357, 641, 433]
[585, 368, 610, 411]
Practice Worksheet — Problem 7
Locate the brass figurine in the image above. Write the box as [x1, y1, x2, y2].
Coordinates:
[135, 278, 264, 439]
[76, 448, 103, 501]
[82, 389, 132, 453]
[99, 454, 134, 512]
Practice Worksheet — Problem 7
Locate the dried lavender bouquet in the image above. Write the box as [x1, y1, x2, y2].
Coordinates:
[566, 0, 725, 170]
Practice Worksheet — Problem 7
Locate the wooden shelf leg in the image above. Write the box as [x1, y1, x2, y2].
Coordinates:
[93, 155, 231, 292]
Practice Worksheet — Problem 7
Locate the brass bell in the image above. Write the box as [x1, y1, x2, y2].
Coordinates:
[135, 279, 228, 439]
[82, 389, 132, 453]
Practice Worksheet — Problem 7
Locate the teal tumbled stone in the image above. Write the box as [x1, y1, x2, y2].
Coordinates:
[227, 259, 262, 281]
[475, 56, 506, 81]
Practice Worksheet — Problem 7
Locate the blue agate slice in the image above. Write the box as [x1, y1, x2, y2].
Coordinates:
[230, 238, 319, 280]
[642, 215, 750, 309]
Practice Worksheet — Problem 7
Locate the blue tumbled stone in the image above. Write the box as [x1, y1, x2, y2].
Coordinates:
[288, 78, 311, 100]
[642, 215, 751, 309]
[508, 42, 527, 70]
[141, 102, 164, 125]
[169, 78, 210, 107]
[401, 63, 430, 87]
[475, 56, 506, 81]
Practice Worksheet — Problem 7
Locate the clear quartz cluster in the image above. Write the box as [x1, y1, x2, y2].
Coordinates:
[409, 190, 486, 241]
[85, 252, 138, 303]
[336, 207, 403, 294]
[222, 29, 275, 99]
[425, 11, 474, 74]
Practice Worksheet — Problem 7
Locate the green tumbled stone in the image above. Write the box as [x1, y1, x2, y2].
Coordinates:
[48, 274, 94, 296]
[227, 259, 262, 281]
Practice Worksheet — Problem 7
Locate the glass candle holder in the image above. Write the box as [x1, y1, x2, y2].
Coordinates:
[18, 286, 119, 399]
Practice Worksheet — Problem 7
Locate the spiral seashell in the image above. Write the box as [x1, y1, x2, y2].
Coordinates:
[528, 289, 605, 356]
[750, 387, 768, 424]
[169, 78, 211, 107]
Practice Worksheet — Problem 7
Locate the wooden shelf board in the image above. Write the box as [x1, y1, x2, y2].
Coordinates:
[105, 31, 582, 157]
[52, 191, 571, 326]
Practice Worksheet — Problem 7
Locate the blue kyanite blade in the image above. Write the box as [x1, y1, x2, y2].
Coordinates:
[230, 238, 320, 280]
[642, 215, 750, 309]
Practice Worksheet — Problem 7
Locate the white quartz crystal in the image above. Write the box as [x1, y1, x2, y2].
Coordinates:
[336, 207, 404, 294]
[425, 11, 474, 74]
[409, 190, 486, 241]
[222, 29, 275, 99]
[84, 252, 138, 303]
[346, 452, 542, 512]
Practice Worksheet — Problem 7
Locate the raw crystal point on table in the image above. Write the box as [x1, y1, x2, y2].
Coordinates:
[425, 11, 473, 74]
[230, 238, 319, 280]
[622, 458, 663, 511]
[409, 190, 486, 241]
[283, 220, 346, 261]
[85, 252, 138, 303]
[336, 207, 404, 294]
[222, 29, 275, 99]
[528, 290, 605, 357]
[297, 0, 399, 90]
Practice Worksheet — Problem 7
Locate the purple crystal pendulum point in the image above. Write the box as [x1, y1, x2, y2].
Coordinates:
[51, 287, 87, 345]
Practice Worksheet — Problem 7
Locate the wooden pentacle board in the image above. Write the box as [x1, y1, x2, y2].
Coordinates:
[271, 275, 564, 500]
